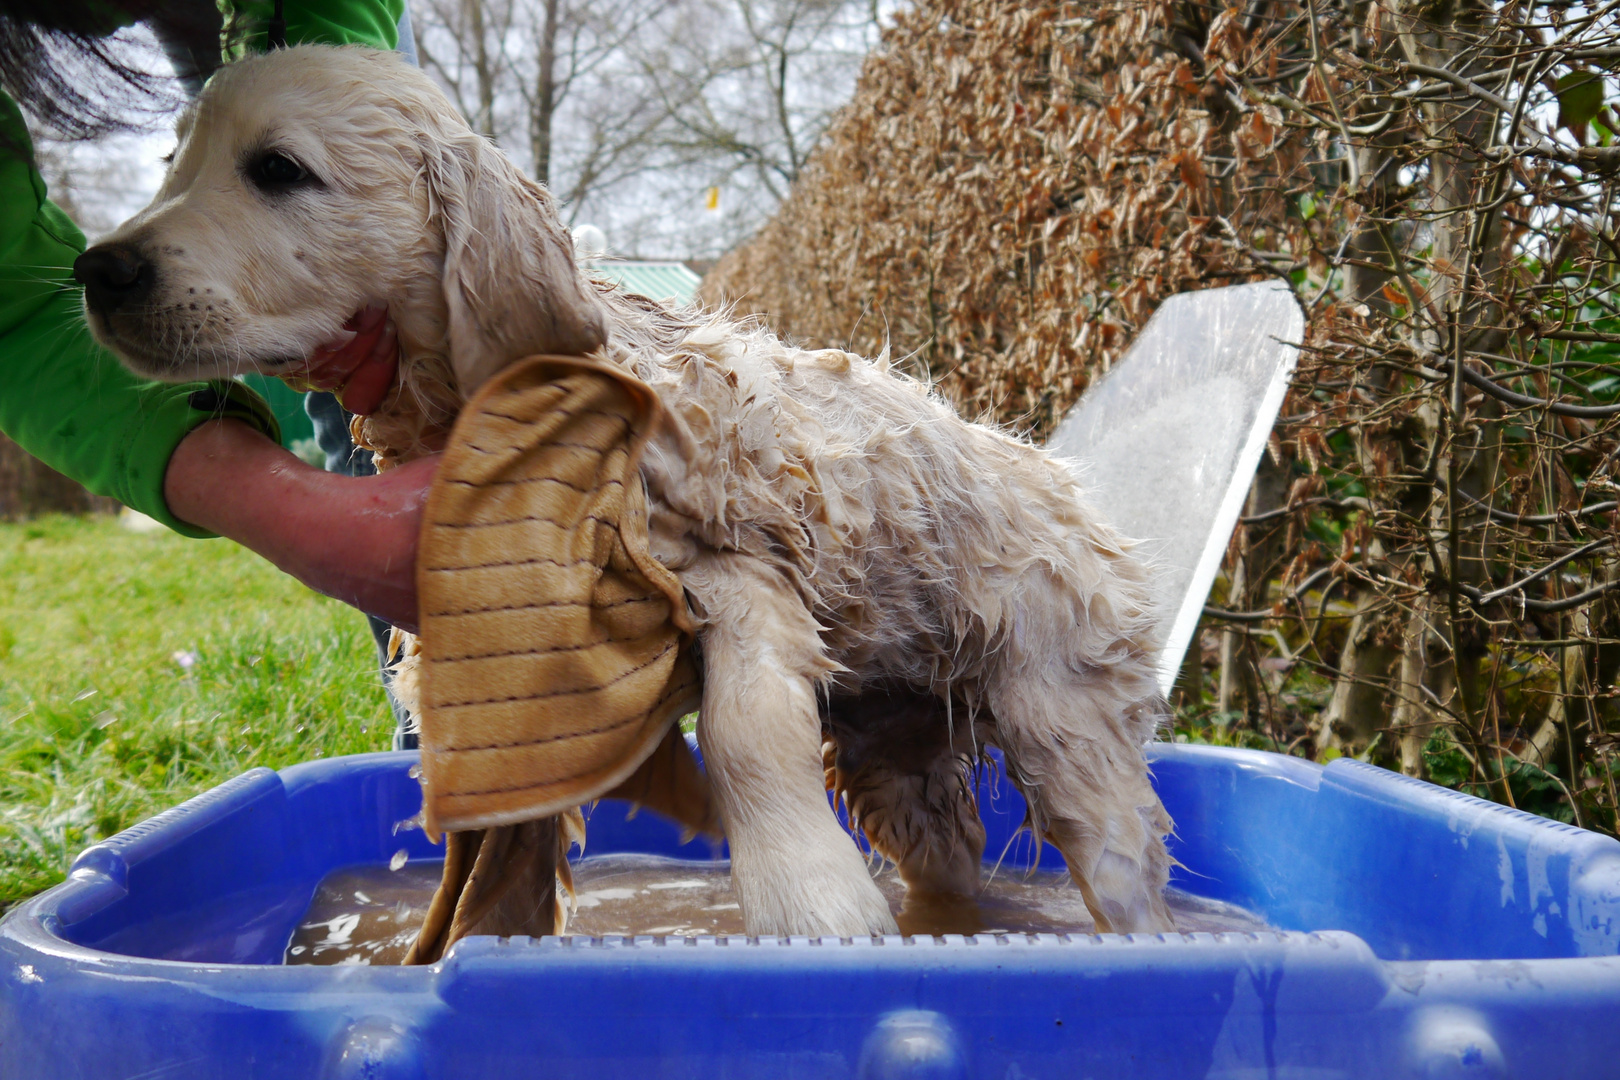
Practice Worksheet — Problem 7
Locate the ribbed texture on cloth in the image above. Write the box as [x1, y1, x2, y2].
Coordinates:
[416, 355, 701, 836]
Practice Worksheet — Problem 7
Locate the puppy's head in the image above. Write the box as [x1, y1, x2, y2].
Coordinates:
[76, 45, 605, 394]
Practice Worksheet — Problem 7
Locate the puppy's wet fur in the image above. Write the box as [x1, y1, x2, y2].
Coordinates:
[84, 45, 1174, 937]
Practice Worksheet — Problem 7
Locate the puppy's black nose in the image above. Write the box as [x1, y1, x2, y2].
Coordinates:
[73, 245, 153, 314]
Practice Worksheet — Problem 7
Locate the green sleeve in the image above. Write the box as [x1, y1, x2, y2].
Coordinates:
[0, 0, 401, 534]
[224, 0, 403, 54]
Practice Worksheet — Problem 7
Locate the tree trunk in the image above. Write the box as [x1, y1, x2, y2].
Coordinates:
[1175, 620, 1205, 709]
[1316, 13, 1404, 757]
[464, 0, 497, 139]
[1525, 561, 1616, 777]
[0, 433, 118, 519]
[1218, 457, 1288, 721]
[1316, 594, 1396, 755]
[1394, 595, 1445, 776]
[531, 0, 560, 185]
[1385, 0, 1508, 764]
[1217, 555, 1253, 716]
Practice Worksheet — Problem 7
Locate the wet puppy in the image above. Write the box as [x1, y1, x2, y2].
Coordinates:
[78, 44, 1174, 937]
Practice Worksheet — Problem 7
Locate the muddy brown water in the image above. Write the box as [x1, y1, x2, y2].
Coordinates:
[284, 855, 1271, 966]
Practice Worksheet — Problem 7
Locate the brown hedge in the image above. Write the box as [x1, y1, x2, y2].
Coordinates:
[701, 0, 1291, 439]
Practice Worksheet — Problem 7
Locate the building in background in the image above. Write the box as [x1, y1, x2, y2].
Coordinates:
[573, 224, 702, 305]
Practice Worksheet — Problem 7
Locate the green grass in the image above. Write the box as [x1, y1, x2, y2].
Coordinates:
[0, 515, 394, 910]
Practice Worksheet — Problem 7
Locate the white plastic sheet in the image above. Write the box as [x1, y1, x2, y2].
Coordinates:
[1046, 280, 1304, 695]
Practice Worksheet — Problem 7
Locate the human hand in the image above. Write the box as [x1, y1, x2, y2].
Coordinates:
[165, 420, 437, 631]
[281, 303, 400, 415]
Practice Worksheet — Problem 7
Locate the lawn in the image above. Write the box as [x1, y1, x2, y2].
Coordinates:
[0, 514, 394, 910]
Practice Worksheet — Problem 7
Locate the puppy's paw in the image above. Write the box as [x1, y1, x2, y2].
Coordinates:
[1081, 848, 1174, 934]
[734, 849, 899, 937]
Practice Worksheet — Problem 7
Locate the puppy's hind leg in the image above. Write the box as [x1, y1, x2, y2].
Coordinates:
[821, 686, 985, 899]
[690, 554, 898, 937]
[989, 663, 1174, 935]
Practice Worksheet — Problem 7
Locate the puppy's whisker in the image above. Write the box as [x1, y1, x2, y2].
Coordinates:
[0, 265, 81, 279]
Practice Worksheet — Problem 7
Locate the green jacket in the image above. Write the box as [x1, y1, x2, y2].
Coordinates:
[0, 0, 402, 535]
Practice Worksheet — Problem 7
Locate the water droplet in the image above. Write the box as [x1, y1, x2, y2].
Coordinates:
[389, 849, 408, 871]
[407, 763, 422, 779]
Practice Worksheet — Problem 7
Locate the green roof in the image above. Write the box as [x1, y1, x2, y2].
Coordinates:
[590, 261, 703, 305]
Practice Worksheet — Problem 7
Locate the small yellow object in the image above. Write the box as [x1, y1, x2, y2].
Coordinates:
[705, 186, 720, 211]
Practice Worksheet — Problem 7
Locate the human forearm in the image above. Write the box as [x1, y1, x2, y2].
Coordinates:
[165, 420, 432, 630]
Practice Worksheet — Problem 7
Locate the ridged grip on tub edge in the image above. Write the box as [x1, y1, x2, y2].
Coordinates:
[429, 930, 1392, 1012]
[66, 768, 284, 896]
[1324, 759, 1616, 850]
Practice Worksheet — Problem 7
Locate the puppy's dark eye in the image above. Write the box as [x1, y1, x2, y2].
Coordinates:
[249, 151, 311, 189]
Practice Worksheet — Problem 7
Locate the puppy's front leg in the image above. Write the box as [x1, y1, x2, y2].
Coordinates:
[689, 554, 898, 937]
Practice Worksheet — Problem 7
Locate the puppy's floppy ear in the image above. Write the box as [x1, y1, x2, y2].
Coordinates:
[420, 132, 607, 393]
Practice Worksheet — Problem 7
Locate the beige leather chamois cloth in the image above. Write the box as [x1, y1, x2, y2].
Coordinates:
[402, 354, 711, 964]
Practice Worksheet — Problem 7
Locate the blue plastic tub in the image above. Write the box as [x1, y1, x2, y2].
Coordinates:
[3, 743, 1619, 1078]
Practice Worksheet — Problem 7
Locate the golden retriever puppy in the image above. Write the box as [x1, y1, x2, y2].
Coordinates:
[78, 45, 1173, 937]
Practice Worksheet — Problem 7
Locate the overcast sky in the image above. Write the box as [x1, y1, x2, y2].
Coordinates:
[42, 7, 879, 261]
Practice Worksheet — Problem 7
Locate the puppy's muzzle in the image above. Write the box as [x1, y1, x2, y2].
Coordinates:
[74, 244, 155, 317]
